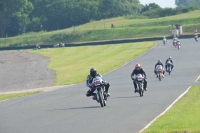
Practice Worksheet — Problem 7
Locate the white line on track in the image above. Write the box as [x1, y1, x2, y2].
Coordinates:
[139, 86, 191, 133]
[0, 84, 75, 103]
[195, 75, 200, 82]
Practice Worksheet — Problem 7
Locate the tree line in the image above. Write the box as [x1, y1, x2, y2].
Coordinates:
[0, 0, 200, 37]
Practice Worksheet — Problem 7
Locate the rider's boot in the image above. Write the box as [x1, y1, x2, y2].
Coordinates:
[92, 93, 97, 100]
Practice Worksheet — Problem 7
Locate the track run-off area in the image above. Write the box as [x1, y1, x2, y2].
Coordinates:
[0, 39, 200, 133]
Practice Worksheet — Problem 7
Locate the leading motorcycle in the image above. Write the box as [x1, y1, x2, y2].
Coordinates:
[92, 76, 107, 107]
[133, 74, 145, 97]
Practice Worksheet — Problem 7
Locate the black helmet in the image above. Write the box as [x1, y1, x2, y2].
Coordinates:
[158, 60, 161, 63]
[90, 68, 97, 77]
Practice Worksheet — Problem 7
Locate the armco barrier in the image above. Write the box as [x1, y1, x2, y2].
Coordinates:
[0, 34, 194, 51]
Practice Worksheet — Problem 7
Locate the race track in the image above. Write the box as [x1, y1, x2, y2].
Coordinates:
[0, 39, 200, 133]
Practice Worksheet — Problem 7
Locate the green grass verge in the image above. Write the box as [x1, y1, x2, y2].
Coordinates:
[142, 85, 200, 133]
[1, 10, 200, 47]
[0, 91, 41, 101]
[32, 42, 157, 85]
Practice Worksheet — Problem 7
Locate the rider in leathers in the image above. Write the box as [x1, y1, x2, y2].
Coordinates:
[154, 60, 165, 78]
[86, 68, 110, 100]
[165, 56, 174, 71]
[131, 64, 147, 92]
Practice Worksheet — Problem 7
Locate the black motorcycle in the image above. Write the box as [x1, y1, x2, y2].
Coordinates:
[166, 62, 172, 75]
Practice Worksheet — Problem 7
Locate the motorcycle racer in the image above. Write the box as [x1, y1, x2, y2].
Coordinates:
[131, 64, 147, 92]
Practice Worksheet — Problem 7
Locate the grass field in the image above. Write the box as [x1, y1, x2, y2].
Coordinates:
[142, 85, 200, 133]
[0, 91, 41, 101]
[32, 41, 157, 85]
[1, 10, 200, 47]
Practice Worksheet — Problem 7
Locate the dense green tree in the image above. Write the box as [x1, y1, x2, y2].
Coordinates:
[175, 0, 188, 6]
[175, 0, 200, 7]
[0, 0, 33, 37]
[141, 3, 161, 13]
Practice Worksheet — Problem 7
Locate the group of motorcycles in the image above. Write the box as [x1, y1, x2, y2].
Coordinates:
[163, 35, 199, 50]
[92, 35, 198, 107]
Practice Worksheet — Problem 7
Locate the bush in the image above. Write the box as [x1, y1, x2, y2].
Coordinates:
[142, 6, 200, 18]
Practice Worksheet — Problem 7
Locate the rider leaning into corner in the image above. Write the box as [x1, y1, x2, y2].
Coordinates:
[131, 64, 147, 92]
[154, 60, 165, 78]
[86, 68, 110, 100]
[165, 56, 174, 71]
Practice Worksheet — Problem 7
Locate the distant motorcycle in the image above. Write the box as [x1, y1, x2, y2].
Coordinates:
[132, 74, 145, 97]
[59, 43, 65, 47]
[92, 76, 108, 107]
[163, 39, 167, 45]
[173, 40, 177, 47]
[156, 65, 164, 81]
[166, 61, 172, 75]
[176, 41, 181, 50]
[53, 44, 59, 48]
[194, 35, 198, 42]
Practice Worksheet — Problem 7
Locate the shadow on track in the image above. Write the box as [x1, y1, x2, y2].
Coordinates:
[48, 106, 101, 111]
[112, 96, 140, 99]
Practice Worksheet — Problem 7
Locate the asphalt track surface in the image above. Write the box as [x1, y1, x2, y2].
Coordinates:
[0, 39, 200, 133]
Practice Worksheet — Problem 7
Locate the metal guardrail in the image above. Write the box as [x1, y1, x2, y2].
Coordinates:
[0, 34, 194, 51]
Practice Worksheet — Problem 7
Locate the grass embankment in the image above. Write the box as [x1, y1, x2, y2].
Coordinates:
[1, 10, 200, 47]
[0, 91, 41, 101]
[32, 42, 156, 85]
[142, 85, 200, 133]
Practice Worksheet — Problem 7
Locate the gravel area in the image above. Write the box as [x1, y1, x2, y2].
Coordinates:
[0, 50, 55, 92]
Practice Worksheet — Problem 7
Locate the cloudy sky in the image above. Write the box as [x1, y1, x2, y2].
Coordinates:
[140, 0, 176, 8]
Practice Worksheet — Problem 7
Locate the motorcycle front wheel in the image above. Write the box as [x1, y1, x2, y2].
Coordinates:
[159, 73, 161, 81]
[98, 91, 104, 107]
[138, 83, 143, 97]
